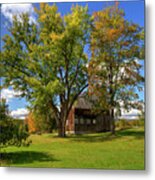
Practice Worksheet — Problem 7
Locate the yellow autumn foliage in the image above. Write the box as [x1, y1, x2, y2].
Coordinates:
[50, 33, 59, 41]
[50, 32, 64, 41]
[40, 14, 47, 21]
[25, 113, 38, 133]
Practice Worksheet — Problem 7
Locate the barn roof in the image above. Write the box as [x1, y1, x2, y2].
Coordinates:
[74, 94, 93, 110]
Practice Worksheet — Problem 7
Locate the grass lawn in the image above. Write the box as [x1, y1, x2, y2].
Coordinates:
[0, 127, 144, 170]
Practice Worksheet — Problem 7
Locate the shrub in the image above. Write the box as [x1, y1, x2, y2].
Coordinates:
[0, 99, 31, 148]
[0, 119, 31, 148]
[115, 119, 144, 130]
[116, 119, 131, 130]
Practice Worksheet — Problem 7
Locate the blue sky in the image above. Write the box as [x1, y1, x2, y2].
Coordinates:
[0, 0, 145, 119]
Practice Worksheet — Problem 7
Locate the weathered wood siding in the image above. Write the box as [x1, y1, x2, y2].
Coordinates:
[67, 108, 111, 134]
[74, 115, 111, 134]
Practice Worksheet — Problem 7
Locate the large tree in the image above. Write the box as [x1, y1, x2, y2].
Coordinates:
[1, 3, 92, 137]
[88, 5, 144, 134]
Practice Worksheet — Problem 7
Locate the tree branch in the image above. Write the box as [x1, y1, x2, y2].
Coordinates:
[67, 83, 88, 116]
[49, 101, 60, 125]
[3, 61, 31, 78]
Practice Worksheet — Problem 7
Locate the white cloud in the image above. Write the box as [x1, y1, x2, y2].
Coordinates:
[120, 108, 141, 120]
[117, 100, 144, 120]
[1, 4, 36, 24]
[10, 108, 29, 119]
[1, 88, 22, 102]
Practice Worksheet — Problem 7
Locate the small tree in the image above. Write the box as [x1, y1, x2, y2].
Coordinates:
[0, 99, 31, 148]
[26, 104, 57, 134]
[89, 5, 144, 134]
[33, 104, 56, 133]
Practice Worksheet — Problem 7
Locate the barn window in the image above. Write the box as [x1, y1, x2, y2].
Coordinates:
[75, 118, 78, 124]
[93, 119, 96, 124]
[87, 119, 91, 125]
[80, 118, 84, 124]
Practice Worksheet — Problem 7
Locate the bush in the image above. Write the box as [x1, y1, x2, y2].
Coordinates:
[0, 99, 31, 148]
[116, 119, 144, 130]
[26, 107, 57, 134]
[116, 119, 131, 130]
[0, 119, 31, 148]
[128, 119, 144, 127]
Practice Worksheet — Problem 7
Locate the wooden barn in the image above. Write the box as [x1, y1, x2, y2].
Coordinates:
[66, 95, 111, 134]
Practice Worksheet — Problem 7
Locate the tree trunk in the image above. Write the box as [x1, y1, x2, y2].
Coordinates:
[57, 108, 68, 137]
[58, 120, 66, 137]
[110, 108, 115, 135]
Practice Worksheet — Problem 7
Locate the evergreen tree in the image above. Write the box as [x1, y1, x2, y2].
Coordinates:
[0, 99, 31, 148]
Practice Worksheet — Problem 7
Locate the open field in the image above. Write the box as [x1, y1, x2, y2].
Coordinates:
[0, 127, 144, 170]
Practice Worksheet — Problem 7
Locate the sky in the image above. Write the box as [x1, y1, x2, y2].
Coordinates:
[0, 0, 145, 119]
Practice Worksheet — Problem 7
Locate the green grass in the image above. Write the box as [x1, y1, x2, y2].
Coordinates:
[0, 127, 144, 170]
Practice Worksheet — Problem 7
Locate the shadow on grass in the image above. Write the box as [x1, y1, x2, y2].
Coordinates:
[0, 151, 59, 165]
[68, 128, 144, 143]
[68, 133, 118, 143]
